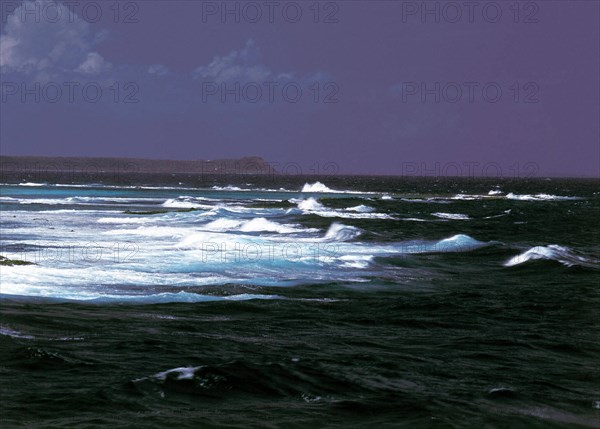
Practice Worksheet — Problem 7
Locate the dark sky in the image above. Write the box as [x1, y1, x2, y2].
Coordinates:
[1, 0, 599, 177]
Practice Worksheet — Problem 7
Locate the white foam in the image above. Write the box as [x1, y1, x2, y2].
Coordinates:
[239, 217, 300, 234]
[162, 198, 213, 209]
[432, 234, 487, 252]
[103, 226, 187, 237]
[339, 254, 373, 268]
[506, 193, 581, 201]
[202, 217, 304, 234]
[347, 205, 375, 213]
[7, 196, 162, 205]
[301, 181, 338, 193]
[296, 198, 394, 219]
[402, 197, 451, 204]
[297, 197, 326, 211]
[0, 326, 35, 339]
[203, 218, 243, 232]
[300, 181, 374, 195]
[0, 265, 231, 296]
[97, 217, 156, 224]
[212, 185, 243, 191]
[504, 245, 598, 268]
[488, 190, 503, 195]
[323, 223, 361, 241]
[452, 194, 482, 201]
[432, 212, 471, 220]
[150, 366, 203, 381]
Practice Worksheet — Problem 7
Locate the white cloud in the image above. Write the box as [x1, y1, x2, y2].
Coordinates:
[193, 39, 275, 83]
[0, 0, 110, 76]
[0, 35, 19, 69]
[76, 52, 111, 75]
[148, 64, 169, 76]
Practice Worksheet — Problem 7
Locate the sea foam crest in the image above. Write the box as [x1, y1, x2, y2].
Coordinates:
[506, 193, 581, 201]
[432, 212, 471, 220]
[297, 197, 326, 211]
[162, 197, 213, 209]
[300, 181, 374, 195]
[323, 223, 361, 241]
[203, 217, 304, 234]
[433, 234, 486, 251]
[212, 185, 243, 191]
[504, 245, 599, 268]
[301, 181, 338, 193]
[295, 198, 394, 219]
[347, 205, 375, 213]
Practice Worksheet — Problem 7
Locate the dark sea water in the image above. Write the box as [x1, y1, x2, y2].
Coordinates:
[1, 175, 599, 428]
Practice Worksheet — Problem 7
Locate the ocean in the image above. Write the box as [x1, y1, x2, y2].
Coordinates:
[0, 175, 598, 428]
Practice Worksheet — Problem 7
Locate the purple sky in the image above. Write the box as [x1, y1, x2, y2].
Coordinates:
[1, 0, 598, 177]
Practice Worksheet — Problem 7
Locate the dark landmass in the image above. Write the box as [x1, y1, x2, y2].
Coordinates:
[0, 155, 277, 184]
[0, 155, 275, 175]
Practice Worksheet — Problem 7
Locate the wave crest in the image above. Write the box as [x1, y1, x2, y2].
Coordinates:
[301, 182, 338, 193]
[323, 223, 361, 242]
[504, 245, 599, 269]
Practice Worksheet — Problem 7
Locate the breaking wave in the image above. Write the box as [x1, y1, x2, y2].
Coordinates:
[294, 198, 394, 219]
[432, 212, 471, 220]
[504, 245, 599, 269]
[506, 193, 582, 201]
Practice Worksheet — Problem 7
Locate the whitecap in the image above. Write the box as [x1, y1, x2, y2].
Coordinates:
[323, 223, 361, 241]
[432, 212, 471, 220]
[451, 194, 482, 201]
[504, 245, 599, 268]
[506, 193, 581, 201]
[239, 217, 302, 234]
[148, 365, 203, 381]
[297, 197, 326, 211]
[211, 185, 243, 191]
[347, 205, 375, 213]
[18, 182, 46, 187]
[301, 181, 338, 193]
[296, 198, 394, 219]
[162, 198, 213, 209]
[202, 217, 306, 234]
[97, 217, 156, 224]
[432, 234, 486, 251]
[0, 326, 35, 339]
[300, 181, 375, 195]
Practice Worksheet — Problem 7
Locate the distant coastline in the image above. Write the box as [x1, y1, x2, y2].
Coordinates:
[1, 156, 598, 181]
[0, 155, 275, 175]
